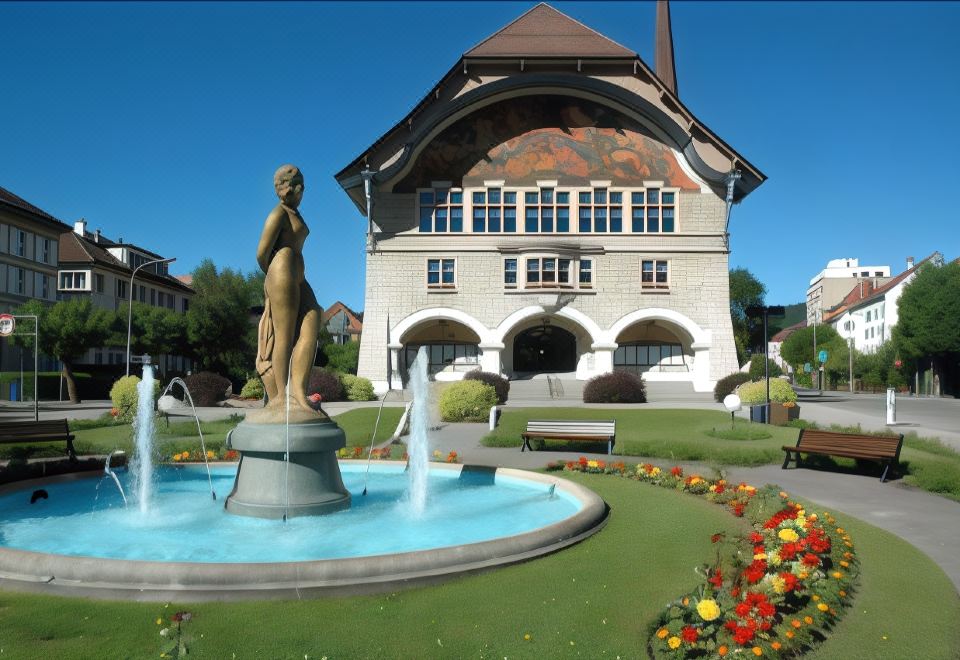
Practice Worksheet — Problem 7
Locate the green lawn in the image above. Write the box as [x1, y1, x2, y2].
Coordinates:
[0, 473, 956, 658]
[484, 408, 960, 500]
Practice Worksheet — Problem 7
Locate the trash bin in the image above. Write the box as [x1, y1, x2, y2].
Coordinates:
[749, 403, 769, 424]
[9, 380, 18, 402]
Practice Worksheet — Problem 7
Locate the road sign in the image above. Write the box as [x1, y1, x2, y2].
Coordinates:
[818, 349, 828, 364]
[0, 314, 14, 336]
[804, 362, 812, 373]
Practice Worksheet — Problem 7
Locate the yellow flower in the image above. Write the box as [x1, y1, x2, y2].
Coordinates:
[812, 594, 820, 602]
[156, 618, 162, 625]
[587, 460, 598, 468]
[778, 528, 799, 543]
[839, 590, 847, 597]
[804, 616, 814, 625]
[651, 467, 661, 476]
[770, 575, 786, 594]
[697, 598, 721, 621]
[817, 603, 829, 612]
[206, 450, 215, 459]
[832, 571, 843, 579]
[656, 628, 669, 640]
[523, 633, 531, 641]
[754, 552, 767, 561]
[798, 571, 809, 580]
[836, 527, 845, 534]
[681, 597, 690, 606]
[752, 646, 763, 656]
[668, 636, 681, 649]
[840, 560, 850, 568]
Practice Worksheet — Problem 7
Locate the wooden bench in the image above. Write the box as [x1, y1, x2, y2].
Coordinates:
[0, 419, 77, 463]
[521, 420, 616, 455]
[782, 429, 903, 482]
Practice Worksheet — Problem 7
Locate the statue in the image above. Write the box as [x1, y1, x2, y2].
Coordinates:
[252, 164, 324, 421]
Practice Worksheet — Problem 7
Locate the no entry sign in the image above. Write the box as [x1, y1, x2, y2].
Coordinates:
[0, 314, 14, 336]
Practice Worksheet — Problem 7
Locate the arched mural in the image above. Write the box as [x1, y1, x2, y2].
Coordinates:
[395, 95, 700, 191]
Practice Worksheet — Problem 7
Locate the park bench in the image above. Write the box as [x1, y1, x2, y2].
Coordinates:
[781, 428, 903, 482]
[0, 419, 77, 463]
[521, 420, 616, 455]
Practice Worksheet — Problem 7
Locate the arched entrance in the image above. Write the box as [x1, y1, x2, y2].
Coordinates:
[400, 319, 481, 382]
[513, 325, 577, 373]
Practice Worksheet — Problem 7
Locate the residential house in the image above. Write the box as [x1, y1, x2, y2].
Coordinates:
[323, 302, 363, 344]
[806, 258, 891, 326]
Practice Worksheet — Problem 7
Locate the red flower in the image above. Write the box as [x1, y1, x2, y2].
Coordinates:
[714, 483, 726, 494]
[778, 572, 801, 593]
[711, 533, 724, 544]
[779, 542, 799, 561]
[671, 466, 683, 477]
[732, 502, 745, 517]
[801, 552, 821, 567]
[708, 569, 723, 588]
[744, 560, 767, 584]
[578, 456, 588, 467]
[732, 625, 755, 646]
[681, 626, 699, 643]
[749, 532, 764, 544]
[308, 392, 322, 403]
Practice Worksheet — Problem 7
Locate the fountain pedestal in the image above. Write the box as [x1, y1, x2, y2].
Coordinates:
[224, 420, 351, 519]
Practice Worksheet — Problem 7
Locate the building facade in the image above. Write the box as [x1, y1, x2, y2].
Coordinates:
[336, 3, 765, 393]
[0, 186, 70, 373]
[323, 301, 363, 344]
[58, 220, 194, 372]
[805, 258, 892, 326]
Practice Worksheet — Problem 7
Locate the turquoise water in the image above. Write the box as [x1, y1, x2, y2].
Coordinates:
[0, 465, 579, 563]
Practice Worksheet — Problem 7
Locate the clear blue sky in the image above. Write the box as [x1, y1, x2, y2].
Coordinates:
[1, 1, 957, 311]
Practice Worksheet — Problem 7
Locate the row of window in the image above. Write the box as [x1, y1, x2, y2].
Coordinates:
[3, 225, 54, 265]
[425, 257, 671, 291]
[7, 266, 52, 299]
[419, 185, 677, 234]
[59, 270, 188, 311]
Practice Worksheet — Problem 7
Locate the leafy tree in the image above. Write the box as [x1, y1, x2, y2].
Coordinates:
[186, 259, 255, 380]
[323, 341, 360, 374]
[855, 341, 908, 391]
[246, 270, 266, 307]
[111, 303, 187, 372]
[729, 268, 766, 366]
[748, 354, 783, 380]
[893, 261, 960, 393]
[13, 299, 112, 403]
[780, 324, 849, 388]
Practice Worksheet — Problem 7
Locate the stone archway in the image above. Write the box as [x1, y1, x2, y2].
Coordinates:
[513, 324, 578, 373]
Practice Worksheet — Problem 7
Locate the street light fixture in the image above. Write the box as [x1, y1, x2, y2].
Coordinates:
[126, 256, 176, 376]
[746, 305, 785, 423]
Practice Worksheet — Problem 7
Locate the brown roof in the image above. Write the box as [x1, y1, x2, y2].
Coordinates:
[465, 3, 636, 59]
[58, 231, 194, 294]
[822, 252, 940, 322]
[771, 320, 806, 343]
[0, 185, 72, 231]
[323, 301, 363, 334]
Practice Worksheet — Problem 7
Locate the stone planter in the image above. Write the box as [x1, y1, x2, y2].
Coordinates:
[769, 403, 800, 426]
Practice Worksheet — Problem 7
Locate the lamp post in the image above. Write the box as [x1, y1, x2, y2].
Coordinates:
[126, 257, 175, 377]
[746, 305, 785, 423]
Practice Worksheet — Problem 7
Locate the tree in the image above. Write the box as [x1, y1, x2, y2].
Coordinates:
[893, 261, 960, 394]
[186, 259, 256, 380]
[780, 324, 849, 388]
[323, 341, 360, 374]
[110, 303, 187, 373]
[729, 268, 766, 366]
[855, 341, 908, 392]
[13, 299, 112, 403]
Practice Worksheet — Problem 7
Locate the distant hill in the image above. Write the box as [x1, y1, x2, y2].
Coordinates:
[768, 302, 805, 337]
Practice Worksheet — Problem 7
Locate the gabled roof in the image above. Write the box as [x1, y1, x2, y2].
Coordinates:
[822, 252, 940, 322]
[771, 320, 806, 344]
[323, 301, 363, 334]
[0, 185, 72, 232]
[58, 231, 194, 294]
[465, 3, 636, 59]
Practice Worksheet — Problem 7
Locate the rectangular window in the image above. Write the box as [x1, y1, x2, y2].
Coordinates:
[488, 208, 500, 232]
[579, 208, 591, 233]
[14, 229, 26, 257]
[450, 207, 463, 232]
[525, 208, 538, 233]
[58, 271, 88, 291]
[116, 279, 128, 299]
[526, 258, 540, 284]
[579, 259, 592, 287]
[473, 208, 486, 233]
[418, 188, 463, 233]
[632, 208, 645, 232]
[557, 207, 569, 232]
[182, 298, 189, 313]
[629, 187, 676, 234]
[94, 273, 104, 293]
[647, 207, 660, 233]
[41, 274, 48, 298]
[540, 208, 553, 233]
[593, 207, 607, 233]
[426, 258, 456, 289]
[504, 259, 517, 287]
[610, 207, 622, 233]
[35, 237, 51, 264]
[558, 259, 571, 285]
[641, 260, 670, 290]
[504, 207, 516, 232]
[150, 288, 156, 305]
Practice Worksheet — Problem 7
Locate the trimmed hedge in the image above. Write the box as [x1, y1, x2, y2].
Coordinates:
[583, 371, 646, 403]
[736, 378, 797, 405]
[341, 374, 376, 401]
[713, 372, 752, 403]
[439, 380, 498, 422]
[182, 371, 232, 407]
[748, 354, 784, 380]
[463, 370, 510, 404]
[307, 368, 343, 405]
[109, 375, 161, 422]
[239, 377, 264, 399]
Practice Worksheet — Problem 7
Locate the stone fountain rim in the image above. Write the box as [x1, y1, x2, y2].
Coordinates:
[0, 462, 608, 602]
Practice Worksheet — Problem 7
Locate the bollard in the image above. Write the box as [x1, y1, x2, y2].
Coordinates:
[886, 388, 896, 425]
[489, 405, 498, 431]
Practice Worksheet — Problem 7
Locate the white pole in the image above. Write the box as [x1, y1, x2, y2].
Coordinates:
[126, 257, 175, 377]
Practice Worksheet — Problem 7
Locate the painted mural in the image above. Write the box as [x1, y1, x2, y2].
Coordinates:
[394, 95, 700, 191]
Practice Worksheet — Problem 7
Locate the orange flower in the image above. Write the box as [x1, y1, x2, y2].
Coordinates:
[752, 647, 763, 657]
[771, 642, 782, 650]
[718, 645, 728, 657]
[656, 628, 669, 640]
[839, 590, 847, 597]
[791, 620, 802, 629]
[785, 630, 795, 639]
[804, 616, 814, 625]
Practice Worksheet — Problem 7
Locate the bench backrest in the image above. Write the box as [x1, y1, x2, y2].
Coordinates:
[797, 429, 902, 459]
[525, 420, 616, 437]
[0, 419, 70, 441]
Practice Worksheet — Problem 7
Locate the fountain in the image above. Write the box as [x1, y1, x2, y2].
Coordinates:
[0, 165, 608, 600]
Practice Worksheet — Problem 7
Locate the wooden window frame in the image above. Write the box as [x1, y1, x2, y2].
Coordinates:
[426, 257, 458, 290]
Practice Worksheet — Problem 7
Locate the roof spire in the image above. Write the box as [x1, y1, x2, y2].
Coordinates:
[655, 0, 678, 95]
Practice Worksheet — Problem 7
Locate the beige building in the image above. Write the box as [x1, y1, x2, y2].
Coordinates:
[0, 186, 70, 373]
[336, 3, 765, 392]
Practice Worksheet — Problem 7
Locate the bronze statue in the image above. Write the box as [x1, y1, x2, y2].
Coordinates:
[253, 164, 323, 420]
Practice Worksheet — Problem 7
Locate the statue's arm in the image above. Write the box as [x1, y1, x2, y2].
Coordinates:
[256, 207, 285, 272]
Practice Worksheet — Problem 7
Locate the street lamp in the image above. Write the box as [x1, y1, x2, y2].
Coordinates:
[746, 305, 785, 423]
[126, 257, 176, 376]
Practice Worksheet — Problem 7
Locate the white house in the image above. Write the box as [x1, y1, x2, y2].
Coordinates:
[806, 258, 891, 327]
[335, 3, 765, 393]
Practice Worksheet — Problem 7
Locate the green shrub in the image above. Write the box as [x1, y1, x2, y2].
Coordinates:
[713, 372, 752, 402]
[240, 377, 265, 399]
[583, 371, 646, 403]
[323, 341, 360, 374]
[748, 355, 783, 380]
[439, 380, 497, 422]
[736, 378, 797, 405]
[182, 372, 232, 407]
[341, 374, 376, 401]
[463, 371, 510, 404]
[109, 375, 160, 422]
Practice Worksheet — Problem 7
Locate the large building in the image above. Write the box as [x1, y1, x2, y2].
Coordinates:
[805, 257, 892, 326]
[336, 3, 765, 392]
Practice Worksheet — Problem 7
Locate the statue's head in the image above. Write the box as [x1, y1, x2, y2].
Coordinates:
[274, 164, 304, 207]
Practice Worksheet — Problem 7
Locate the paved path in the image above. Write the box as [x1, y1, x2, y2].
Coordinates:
[422, 421, 960, 594]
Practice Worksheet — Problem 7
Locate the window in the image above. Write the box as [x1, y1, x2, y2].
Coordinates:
[157, 292, 165, 307]
[579, 259, 593, 288]
[116, 279, 128, 299]
[523, 257, 573, 288]
[522, 187, 569, 233]
[426, 258, 456, 288]
[631, 188, 676, 233]
[874, 271, 883, 277]
[504, 258, 517, 288]
[577, 188, 622, 233]
[34, 237, 51, 264]
[167, 293, 175, 310]
[39, 274, 48, 299]
[641, 260, 669, 289]
[615, 343, 685, 369]
[182, 298, 189, 313]
[865, 310, 871, 322]
[150, 288, 156, 305]
[94, 273, 105, 293]
[9, 267, 25, 295]
[59, 270, 88, 291]
[418, 188, 463, 232]
[473, 187, 517, 232]
[12, 229, 26, 257]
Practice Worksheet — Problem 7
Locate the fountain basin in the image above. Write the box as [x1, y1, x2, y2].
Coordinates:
[0, 463, 607, 601]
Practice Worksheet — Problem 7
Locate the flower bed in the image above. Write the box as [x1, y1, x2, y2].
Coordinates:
[547, 459, 859, 658]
